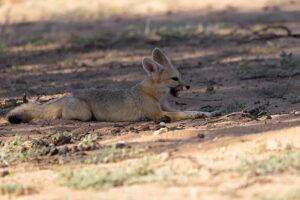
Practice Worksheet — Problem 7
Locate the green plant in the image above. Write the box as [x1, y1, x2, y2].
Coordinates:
[0, 40, 7, 51]
[288, 96, 300, 104]
[82, 146, 145, 164]
[280, 51, 297, 76]
[57, 156, 192, 190]
[258, 188, 300, 200]
[259, 87, 286, 98]
[254, 144, 267, 153]
[50, 131, 72, 145]
[239, 151, 300, 176]
[25, 36, 53, 47]
[78, 134, 98, 146]
[56, 157, 154, 189]
[0, 182, 29, 195]
[0, 135, 49, 165]
[224, 101, 245, 113]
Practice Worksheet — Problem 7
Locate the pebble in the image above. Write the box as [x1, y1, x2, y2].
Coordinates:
[111, 128, 121, 135]
[72, 146, 79, 152]
[220, 146, 226, 152]
[197, 133, 205, 139]
[153, 128, 168, 136]
[59, 147, 69, 154]
[116, 141, 126, 148]
[158, 152, 170, 161]
[159, 122, 166, 126]
[1, 170, 9, 177]
[140, 124, 150, 131]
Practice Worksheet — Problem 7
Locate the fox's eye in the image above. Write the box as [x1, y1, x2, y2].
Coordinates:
[171, 77, 179, 81]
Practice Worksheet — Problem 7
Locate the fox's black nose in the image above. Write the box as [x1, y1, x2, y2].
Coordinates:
[186, 85, 190, 90]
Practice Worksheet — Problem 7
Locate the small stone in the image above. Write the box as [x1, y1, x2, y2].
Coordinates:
[159, 152, 170, 161]
[140, 124, 150, 131]
[85, 146, 91, 151]
[111, 128, 121, 135]
[116, 141, 126, 148]
[159, 122, 166, 126]
[72, 146, 79, 152]
[153, 128, 168, 136]
[59, 147, 69, 154]
[220, 146, 226, 152]
[44, 159, 51, 164]
[78, 146, 85, 151]
[266, 115, 272, 119]
[113, 124, 123, 128]
[197, 133, 205, 139]
[1, 170, 9, 177]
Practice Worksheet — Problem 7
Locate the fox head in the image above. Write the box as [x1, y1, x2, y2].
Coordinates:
[142, 48, 190, 97]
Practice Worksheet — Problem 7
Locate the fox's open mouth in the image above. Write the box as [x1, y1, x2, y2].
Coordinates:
[170, 86, 184, 97]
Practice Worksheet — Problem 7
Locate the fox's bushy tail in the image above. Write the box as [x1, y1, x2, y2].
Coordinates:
[7, 99, 64, 124]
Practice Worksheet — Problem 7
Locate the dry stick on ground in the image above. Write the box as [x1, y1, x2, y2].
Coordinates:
[0, 9, 10, 40]
[240, 72, 300, 80]
[170, 155, 226, 175]
[202, 111, 246, 125]
[202, 107, 259, 125]
[239, 25, 300, 43]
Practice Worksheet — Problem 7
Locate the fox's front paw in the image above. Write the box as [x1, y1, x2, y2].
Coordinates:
[194, 111, 221, 118]
[207, 111, 222, 117]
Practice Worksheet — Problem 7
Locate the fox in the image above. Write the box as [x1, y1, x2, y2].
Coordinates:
[7, 48, 219, 124]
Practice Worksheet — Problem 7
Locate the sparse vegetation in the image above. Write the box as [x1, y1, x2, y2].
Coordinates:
[78, 134, 98, 146]
[50, 131, 72, 146]
[288, 96, 300, 104]
[239, 151, 300, 176]
[0, 135, 49, 165]
[280, 51, 297, 77]
[254, 144, 267, 153]
[259, 87, 287, 98]
[224, 101, 245, 113]
[82, 146, 145, 164]
[57, 157, 194, 190]
[0, 182, 29, 195]
[56, 157, 155, 189]
[25, 36, 54, 47]
[258, 188, 300, 200]
[0, 41, 7, 51]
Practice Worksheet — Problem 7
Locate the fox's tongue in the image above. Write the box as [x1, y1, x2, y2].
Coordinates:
[175, 86, 184, 92]
[174, 86, 184, 97]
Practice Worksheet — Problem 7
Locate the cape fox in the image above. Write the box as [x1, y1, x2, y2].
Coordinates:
[7, 48, 219, 124]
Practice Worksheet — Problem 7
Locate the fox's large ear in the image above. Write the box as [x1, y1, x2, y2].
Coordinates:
[152, 47, 171, 65]
[142, 58, 162, 75]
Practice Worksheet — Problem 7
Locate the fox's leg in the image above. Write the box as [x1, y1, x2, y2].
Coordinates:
[156, 110, 219, 121]
[161, 101, 219, 120]
[62, 98, 92, 121]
